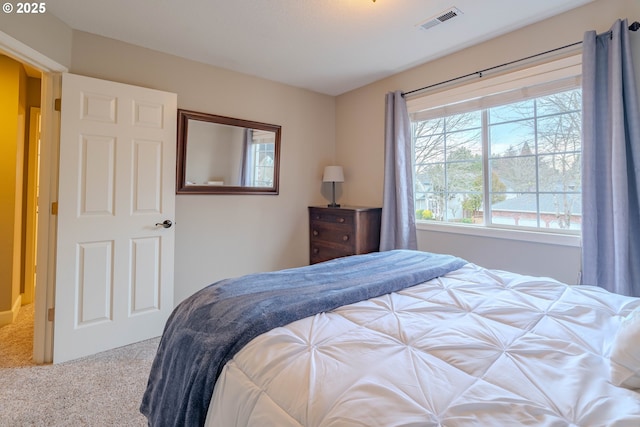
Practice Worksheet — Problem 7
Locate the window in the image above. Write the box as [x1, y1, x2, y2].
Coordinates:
[248, 141, 275, 187]
[245, 129, 276, 187]
[410, 58, 582, 233]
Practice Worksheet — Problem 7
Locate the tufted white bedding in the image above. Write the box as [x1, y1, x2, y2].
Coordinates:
[205, 263, 640, 426]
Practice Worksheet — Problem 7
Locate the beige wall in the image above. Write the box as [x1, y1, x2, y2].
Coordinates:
[0, 12, 72, 69]
[335, 0, 640, 283]
[0, 56, 27, 317]
[70, 31, 336, 303]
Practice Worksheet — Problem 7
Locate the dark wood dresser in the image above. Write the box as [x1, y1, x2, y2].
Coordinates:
[308, 206, 382, 264]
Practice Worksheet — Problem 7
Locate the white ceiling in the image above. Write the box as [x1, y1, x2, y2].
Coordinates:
[46, 0, 594, 96]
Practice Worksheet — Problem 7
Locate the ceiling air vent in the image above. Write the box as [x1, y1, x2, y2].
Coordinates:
[418, 7, 463, 31]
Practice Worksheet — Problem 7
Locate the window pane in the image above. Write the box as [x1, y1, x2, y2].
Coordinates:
[461, 192, 483, 224]
[539, 193, 581, 230]
[415, 163, 445, 198]
[415, 133, 445, 163]
[538, 153, 581, 192]
[490, 193, 539, 228]
[414, 117, 444, 136]
[488, 100, 534, 124]
[250, 143, 274, 186]
[443, 192, 476, 223]
[490, 156, 536, 192]
[537, 112, 581, 154]
[446, 130, 482, 160]
[446, 160, 482, 192]
[489, 120, 535, 157]
[445, 111, 481, 132]
[536, 89, 581, 117]
[415, 191, 446, 221]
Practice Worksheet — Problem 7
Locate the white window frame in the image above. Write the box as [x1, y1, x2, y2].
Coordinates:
[407, 55, 582, 247]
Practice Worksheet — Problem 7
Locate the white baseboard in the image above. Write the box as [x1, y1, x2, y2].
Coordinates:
[0, 295, 22, 327]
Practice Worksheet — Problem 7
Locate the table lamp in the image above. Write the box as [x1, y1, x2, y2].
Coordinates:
[323, 166, 344, 207]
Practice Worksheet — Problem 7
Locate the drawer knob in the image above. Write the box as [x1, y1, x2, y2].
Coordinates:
[313, 230, 319, 236]
[337, 217, 345, 223]
[313, 248, 319, 254]
[342, 235, 349, 241]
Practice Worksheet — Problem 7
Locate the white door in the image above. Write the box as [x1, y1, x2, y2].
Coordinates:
[54, 73, 177, 363]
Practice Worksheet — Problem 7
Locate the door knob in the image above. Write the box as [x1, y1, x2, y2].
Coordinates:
[155, 220, 173, 228]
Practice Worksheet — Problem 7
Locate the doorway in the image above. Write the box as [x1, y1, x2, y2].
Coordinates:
[0, 31, 65, 363]
[0, 54, 41, 366]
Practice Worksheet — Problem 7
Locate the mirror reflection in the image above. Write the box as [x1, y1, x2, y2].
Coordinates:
[176, 110, 281, 195]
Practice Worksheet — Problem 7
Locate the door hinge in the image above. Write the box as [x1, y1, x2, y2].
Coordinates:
[51, 202, 58, 215]
[54, 98, 61, 111]
[48, 308, 55, 322]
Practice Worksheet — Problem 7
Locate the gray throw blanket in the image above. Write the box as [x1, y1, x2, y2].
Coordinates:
[140, 249, 466, 426]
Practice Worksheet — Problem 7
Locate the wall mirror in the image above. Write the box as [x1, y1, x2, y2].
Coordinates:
[176, 109, 281, 195]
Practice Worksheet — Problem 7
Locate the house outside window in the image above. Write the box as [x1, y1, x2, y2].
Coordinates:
[408, 56, 582, 235]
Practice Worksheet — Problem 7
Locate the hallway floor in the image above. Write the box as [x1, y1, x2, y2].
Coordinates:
[0, 303, 34, 368]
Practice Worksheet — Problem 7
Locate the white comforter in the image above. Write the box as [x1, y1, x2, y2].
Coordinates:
[206, 263, 640, 426]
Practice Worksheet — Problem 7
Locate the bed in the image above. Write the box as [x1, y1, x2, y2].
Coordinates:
[141, 250, 640, 426]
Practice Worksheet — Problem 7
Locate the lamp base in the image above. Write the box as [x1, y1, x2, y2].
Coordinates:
[327, 182, 340, 208]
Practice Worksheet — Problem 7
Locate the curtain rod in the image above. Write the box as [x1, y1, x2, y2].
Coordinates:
[402, 21, 640, 98]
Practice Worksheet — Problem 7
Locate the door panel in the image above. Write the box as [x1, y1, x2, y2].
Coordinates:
[131, 236, 161, 314]
[54, 73, 177, 363]
[81, 134, 115, 214]
[77, 241, 112, 325]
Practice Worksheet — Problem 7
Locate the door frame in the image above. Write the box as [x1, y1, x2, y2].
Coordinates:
[23, 106, 41, 306]
[0, 30, 66, 363]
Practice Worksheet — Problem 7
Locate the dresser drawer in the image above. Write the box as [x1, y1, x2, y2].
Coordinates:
[310, 222, 355, 249]
[309, 210, 354, 226]
[310, 241, 354, 264]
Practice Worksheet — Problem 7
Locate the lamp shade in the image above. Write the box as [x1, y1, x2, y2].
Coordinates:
[322, 166, 344, 183]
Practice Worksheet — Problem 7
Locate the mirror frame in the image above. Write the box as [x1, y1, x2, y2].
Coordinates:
[176, 109, 281, 195]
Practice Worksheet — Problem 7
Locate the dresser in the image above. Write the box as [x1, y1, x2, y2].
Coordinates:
[308, 206, 382, 264]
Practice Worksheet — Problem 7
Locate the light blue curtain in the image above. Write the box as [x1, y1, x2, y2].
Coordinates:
[380, 90, 418, 251]
[582, 19, 640, 296]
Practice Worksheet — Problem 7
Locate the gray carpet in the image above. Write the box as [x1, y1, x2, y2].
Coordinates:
[0, 303, 35, 369]
[0, 304, 160, 426]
